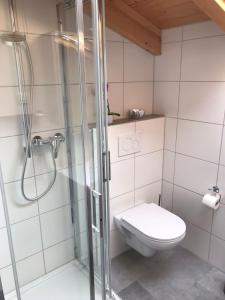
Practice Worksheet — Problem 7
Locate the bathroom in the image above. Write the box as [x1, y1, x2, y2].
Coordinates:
[0, 0, 225, 299]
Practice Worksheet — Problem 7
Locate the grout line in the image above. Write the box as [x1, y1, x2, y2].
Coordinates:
[170, 27, 184, 213]
[8, 203, 71, 227]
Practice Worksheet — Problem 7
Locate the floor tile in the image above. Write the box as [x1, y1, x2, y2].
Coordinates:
[119, 282, 155, 300]
[111, 246, 225, 300]
[111, 250, 149, 292]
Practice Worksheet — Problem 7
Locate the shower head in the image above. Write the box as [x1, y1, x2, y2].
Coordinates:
[0, 31, 26, 46]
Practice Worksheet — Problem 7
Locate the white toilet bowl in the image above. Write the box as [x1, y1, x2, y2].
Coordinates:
[114, 203, 186, 257]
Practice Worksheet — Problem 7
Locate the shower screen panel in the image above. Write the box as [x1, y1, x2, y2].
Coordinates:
[0, 0, 111, 299]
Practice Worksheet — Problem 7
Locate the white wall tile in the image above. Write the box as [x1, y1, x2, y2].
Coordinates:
[32, 86, 65, 133]
[161, 181, 173, 211]
[64, 48, 80, 85]
[11, 216, 42, 261]
[179, 82, 225, 124]
[162, 27, 183, 43]
[135, 181, 161, 205]
[108, 83, 124, 118]
[17, 0, 58, 35]
[219, 129, 225, 166]
[40, 206, 73, 249]
[108, 123, 135, 163]
[182, 222, 210, 261]
[17, 252, 45, 286]
[0, 192, 6, 229]
[110, 192, 134, 230]
[163, 150, 175, 183]
[0, 135, 34, 183]
[212, 204, 225, 240]
[0, 87, 23, 138]
[135, 151, 163, 189]
[27, 35, 61, 85]
[176, 120, 222, 163]
[44, 238, 74, 273]
[153, 82, 179, 117]
[124, 43, 154, 82]
[183, 21, 224, 41]
[136, 118, 164, 156]
[0, 43, 17, 86]
[110, 229, 129, 258]
[0, 0, 11, 31]
[124, 82, 153, 116]
[106, 42, 123, 82]
[106, 28, 123, 42]
[68, 85, 82, 127]
[4, 178, 38, 224]
[164, 118, 177, 151]
[37, 169, 70, 214]
[0, 265, 15, 294]
[155, 42, 182, 81]
[173, 186, 213, 232]
[0, 228, 11, 269]
[181, 36, 225, 81]
[174, 154, 217, 195]
[209, 236, 225, 272]
[110, 158, 134, 198]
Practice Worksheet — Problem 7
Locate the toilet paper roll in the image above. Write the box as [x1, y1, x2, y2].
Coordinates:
[202, 193, 220, 210]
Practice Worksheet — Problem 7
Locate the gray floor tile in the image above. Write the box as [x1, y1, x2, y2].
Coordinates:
[119, 282, 155, 300]
[111, 246, 225, 300]
[181, 284, 225, 300]
[138, 247, 212, 300]
[196, 268, 225, 298]
[111, 250, 149, 292]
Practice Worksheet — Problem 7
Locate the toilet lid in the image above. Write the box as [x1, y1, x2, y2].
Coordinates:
[120, 203, 186, 242]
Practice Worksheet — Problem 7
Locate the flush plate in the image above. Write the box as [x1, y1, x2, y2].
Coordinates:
[118, 134, 141, 157]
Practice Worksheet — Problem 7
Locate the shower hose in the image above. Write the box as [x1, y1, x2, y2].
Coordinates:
[18, 41, 57, 202]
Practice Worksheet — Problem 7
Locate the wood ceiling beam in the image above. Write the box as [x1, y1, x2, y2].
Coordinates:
[192, 0, 225, 31]
[105, 0, 161, 55]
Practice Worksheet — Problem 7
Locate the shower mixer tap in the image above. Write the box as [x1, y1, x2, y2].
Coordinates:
[32, 133, 65, 159]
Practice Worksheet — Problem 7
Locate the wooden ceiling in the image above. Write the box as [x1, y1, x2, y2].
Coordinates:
[105, 0, 225, 55]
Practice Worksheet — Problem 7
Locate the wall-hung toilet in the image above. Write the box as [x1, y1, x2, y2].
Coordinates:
[114, 203, 186, 257]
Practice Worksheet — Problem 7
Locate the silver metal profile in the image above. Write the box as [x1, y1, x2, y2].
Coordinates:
[74, 1, 96, 299]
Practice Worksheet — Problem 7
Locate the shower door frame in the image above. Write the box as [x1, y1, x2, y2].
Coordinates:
[75, 0, 112, 299]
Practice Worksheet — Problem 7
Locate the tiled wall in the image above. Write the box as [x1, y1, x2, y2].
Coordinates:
[106, 29, 154, 119]
[0, 0, 75, 294]
[153, 21, 225, 272]
[108, 117, 164, 257]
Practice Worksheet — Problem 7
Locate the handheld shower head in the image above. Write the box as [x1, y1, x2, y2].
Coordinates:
[0, 31, 26, 46]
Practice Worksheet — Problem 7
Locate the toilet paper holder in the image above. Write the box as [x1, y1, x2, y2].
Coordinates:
[208, 186, 220, 194]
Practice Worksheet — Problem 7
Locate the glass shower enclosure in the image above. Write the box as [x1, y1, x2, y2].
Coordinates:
[0, 0, 112, 299]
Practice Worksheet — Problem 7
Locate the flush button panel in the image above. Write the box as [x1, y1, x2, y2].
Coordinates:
[118, 134, 141, 157]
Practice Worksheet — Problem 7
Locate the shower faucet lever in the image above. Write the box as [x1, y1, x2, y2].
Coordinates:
[51, 133, 65, 159]
[32, 133, 65, 159]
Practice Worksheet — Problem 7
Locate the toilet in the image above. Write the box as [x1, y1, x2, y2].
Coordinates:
[114, 203, 186, 257]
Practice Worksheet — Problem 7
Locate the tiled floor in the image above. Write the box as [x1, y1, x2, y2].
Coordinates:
[111, 247, 225, 300]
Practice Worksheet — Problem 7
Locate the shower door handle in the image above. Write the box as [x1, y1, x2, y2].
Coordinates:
[103, 151, 111, 182]
[91, 189, 104, 238]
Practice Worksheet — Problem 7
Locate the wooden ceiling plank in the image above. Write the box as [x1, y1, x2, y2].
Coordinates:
[105, 0, 161, 55]
[192, 0, 225, 31]
[110, 0, 161, 37]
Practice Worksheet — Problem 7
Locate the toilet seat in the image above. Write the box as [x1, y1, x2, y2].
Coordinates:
[118, 203, 186, 243]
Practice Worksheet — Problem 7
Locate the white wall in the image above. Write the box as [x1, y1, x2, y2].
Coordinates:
[108, 117, 164, 257]
[153, 21, 225, 271]
[106, 28, 154, 119]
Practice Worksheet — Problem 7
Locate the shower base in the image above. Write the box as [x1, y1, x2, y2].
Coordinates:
[5, 261, 102, 300]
